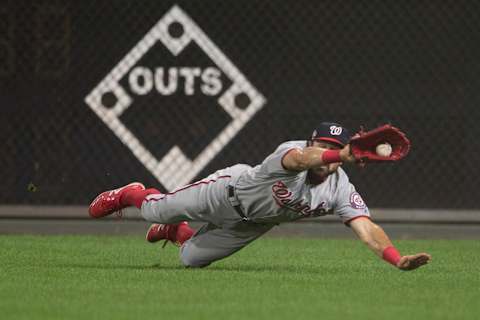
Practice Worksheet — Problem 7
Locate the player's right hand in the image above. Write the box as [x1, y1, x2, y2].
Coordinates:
[396, 253, 432, 271]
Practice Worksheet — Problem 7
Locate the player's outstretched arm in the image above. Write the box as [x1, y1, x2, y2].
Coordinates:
[349, 217, 432, 271]
[282, 144, 355, 171]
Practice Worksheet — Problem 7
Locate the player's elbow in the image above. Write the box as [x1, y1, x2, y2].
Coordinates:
[283, 150, 310, 171]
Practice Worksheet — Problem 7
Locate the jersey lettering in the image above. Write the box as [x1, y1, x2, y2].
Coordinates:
[272, 181, 328, 217]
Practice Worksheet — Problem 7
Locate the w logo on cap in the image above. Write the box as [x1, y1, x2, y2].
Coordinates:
[330, 126, 343, 136]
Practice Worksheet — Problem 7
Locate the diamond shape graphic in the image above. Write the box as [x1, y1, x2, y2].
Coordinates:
[85, 5, 266, 191]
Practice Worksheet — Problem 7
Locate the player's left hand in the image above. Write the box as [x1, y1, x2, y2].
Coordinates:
[339, 144, 355, 163]
[396, 253, 432, 271]
[339, 144, 366, 167]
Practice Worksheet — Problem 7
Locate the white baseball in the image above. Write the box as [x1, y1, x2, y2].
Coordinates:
[376, 143, 392, 157]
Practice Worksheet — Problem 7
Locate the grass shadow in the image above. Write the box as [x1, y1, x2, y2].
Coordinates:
[55, 263, 185, 271]
[208, 263, 321, 274]
[55, 262, 368, 275]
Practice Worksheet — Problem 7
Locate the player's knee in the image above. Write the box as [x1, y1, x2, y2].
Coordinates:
[182, 260, 210, 268]
[179, 244, 211, 268]
[180, 253, 210, 268]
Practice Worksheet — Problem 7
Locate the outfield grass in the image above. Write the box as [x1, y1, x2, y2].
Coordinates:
[0, 235, 479, 320]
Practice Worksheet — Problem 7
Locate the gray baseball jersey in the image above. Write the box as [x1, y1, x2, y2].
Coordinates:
[141, 140, 370, 226]
[234, 140, 370, 224]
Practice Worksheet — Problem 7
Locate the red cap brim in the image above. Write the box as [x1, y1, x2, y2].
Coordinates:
[312, 137, 345, 147]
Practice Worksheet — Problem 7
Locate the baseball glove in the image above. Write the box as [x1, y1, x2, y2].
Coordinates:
[350, 124, 411, 162]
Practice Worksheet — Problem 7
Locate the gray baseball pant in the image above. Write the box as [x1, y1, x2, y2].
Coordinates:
[140, 164, 274, 267]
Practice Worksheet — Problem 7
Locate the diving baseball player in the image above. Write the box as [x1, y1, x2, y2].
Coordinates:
[89, 122, 431, 270]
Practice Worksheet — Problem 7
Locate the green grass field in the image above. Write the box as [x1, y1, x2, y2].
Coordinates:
[1, 235, 479, 320]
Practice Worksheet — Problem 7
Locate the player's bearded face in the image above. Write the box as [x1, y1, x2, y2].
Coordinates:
[313, 163, 341, 178]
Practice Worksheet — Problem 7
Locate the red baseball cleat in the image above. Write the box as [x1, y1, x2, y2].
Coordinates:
[88, 182, 145, 218]
[146, 222, 194, 248]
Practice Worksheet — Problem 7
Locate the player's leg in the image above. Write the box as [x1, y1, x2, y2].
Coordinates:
[89, 164, 250, 223]
[88, 183, 198, 246]
[179, 222, 274, 268]
[142, 163, 253, 247]
[88, 178, 215, 223]
[140, 167, 246, 226]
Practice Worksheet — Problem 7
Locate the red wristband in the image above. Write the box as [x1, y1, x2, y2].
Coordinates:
[321, 150, 342, 164]
[382, 246, 401, 266]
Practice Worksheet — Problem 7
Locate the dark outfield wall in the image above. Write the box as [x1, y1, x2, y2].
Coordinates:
[1, 0, 478, 208]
